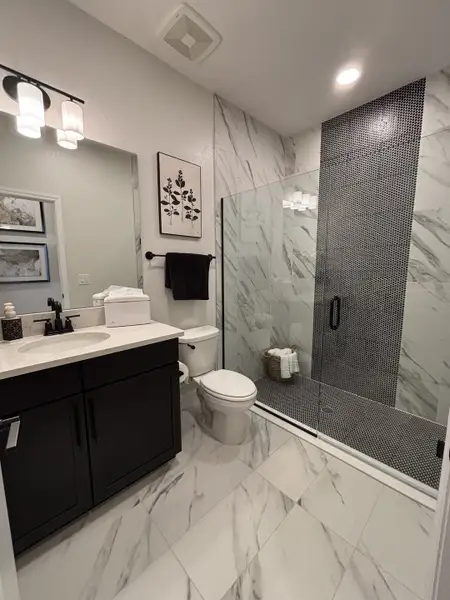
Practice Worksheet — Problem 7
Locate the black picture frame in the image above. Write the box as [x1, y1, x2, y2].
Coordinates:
[157, 152, 202, 239]
[0, 191, 46, 234]
[0, 241, 50, 283]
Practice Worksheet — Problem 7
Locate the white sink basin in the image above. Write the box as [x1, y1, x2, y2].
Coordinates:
[18, 332, 111, 355]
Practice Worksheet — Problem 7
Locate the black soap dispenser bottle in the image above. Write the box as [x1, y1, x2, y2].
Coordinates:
[1, 302, 23, 341]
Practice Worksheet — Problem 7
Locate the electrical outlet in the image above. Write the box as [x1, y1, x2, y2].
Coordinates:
[78, 274, 91, 285]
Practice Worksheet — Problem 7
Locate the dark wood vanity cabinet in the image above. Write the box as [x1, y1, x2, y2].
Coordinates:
[86, 365, 180, 504]
[0, 339, 181, 554]
[1, 394, 92, 554]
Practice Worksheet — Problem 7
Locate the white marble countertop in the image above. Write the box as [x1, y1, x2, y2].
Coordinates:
[0, 322, 184, 381]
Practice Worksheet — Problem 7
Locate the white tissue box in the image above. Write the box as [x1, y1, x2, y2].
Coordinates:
[104, 294, 151, 327]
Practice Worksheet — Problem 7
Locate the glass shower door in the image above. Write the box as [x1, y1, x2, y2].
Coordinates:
[221, 170, 322, 434]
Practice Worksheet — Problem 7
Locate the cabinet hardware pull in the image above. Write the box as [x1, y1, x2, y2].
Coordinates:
[88, 398, 98, 442]
[73, 405, 82, 447]
[0, 416, 20, 451]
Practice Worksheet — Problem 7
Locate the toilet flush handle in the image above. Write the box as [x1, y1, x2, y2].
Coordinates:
[187, 344, 196, 350]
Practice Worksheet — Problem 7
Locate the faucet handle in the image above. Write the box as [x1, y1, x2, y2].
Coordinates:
[33, 318, 53, 336]
[64, 315, 80, 333]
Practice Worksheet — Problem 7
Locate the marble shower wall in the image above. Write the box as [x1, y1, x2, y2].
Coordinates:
[397, 65, 450, 423]
[216, 95, 297, 379]
[216, 94, 324, 380]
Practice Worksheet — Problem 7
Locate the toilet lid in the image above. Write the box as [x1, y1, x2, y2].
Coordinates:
[200, 369, 257, 400]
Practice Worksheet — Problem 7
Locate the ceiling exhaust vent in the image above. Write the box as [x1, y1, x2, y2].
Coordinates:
[159, 4, 222, 63]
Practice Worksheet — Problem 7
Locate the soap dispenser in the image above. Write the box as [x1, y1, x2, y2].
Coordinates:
[1, 302, 23, 341]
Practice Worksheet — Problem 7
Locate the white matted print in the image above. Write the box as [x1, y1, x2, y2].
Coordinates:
[0, 191, 45, 233]
[157, 152, 202, 238]
[0, 242, 49, 283]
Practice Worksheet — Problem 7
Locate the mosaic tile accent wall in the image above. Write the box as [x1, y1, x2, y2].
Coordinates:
[312, 79, 426, 406]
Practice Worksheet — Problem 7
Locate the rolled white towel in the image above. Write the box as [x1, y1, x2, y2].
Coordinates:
[280, 354, 291, 378]
[267, 348, 281, 356]
[289, 351, 300, 374]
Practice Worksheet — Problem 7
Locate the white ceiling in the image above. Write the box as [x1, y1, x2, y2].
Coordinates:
[66, 0, 450, 136]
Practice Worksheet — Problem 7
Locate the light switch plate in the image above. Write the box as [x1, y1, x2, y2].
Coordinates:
[78, 274, 91, 285]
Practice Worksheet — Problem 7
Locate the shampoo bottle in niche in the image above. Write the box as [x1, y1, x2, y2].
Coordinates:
[1, 302, 23, 341]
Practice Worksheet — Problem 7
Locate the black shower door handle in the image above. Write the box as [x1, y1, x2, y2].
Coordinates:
[329, 296, 341, 330]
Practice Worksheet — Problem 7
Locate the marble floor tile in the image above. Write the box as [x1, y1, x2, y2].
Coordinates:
[173, 471, 294, 600]
[257, 436, 331, 500]
[237, 414, 291, 469]
[358, 487, 435, 598]
[299, 457, 382, 545]
[143, 444, 252, 545]
[220, 505, 353, 600]
[18, 503, 168, 600]
[115, 549, 203, 600]
[334, 550, 421, 600]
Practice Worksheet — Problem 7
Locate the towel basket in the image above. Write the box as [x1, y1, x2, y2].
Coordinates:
[262, 345, 299, 382]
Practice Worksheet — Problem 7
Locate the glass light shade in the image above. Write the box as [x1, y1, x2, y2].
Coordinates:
[57, 129, 78, 150]
[61, 100, 84, 141]
[16, 115, 41, 139]
[17, 81, 45, 128]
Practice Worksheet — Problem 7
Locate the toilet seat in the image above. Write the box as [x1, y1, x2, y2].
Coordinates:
[200, 369, 257, 403]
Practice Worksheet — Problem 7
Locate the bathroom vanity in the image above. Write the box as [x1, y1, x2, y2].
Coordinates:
[0, 323, 183, 554]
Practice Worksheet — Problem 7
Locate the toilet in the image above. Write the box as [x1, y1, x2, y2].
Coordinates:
[179, 325, 257, 445]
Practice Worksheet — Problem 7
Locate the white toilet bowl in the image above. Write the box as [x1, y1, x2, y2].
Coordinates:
[179, 326, 257, 445]
[195, 369, 257, 444]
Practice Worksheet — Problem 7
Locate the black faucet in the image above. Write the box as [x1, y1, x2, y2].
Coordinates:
[33, 298, 80, 336]
[48, 297, 63, 331]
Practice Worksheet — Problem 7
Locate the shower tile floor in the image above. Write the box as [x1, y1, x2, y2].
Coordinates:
[256, 375, 446, 490]
[17, 389, 435, 600]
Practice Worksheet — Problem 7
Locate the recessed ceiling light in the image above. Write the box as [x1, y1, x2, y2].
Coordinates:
[336, 67, 361, 86]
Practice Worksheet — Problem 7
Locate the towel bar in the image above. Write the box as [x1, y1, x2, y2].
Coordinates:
[145, 251, 215, 261]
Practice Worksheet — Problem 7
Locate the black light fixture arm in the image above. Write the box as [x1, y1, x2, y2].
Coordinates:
[0, 64, 85, 105]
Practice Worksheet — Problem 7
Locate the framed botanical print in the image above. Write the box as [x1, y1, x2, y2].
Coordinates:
[0, 190, 45, 233]
[0, 242, 50, 283]
[157, 152, 202, 238]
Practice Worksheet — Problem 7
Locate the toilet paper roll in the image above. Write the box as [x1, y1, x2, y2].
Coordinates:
[178, 361, 189, 384]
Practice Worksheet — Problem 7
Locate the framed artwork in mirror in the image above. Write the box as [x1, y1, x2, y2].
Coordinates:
[0, 242, 50, 283]
[0, 190, 45, 233]
[157, 152, 202, 238]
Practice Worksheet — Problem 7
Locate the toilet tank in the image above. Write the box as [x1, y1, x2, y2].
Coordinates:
[179, 326, 219, 377]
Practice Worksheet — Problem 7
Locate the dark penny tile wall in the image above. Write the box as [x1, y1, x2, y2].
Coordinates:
[312, 79, 426, 406]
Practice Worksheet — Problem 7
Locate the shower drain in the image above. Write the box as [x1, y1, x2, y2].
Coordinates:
[321, 406, 334, 414]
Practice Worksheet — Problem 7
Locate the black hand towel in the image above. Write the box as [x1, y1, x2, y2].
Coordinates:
[165, 253, 211, 300]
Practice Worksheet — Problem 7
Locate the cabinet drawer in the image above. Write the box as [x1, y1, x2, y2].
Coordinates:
[81, 339, 178, 390]
[0, 364, 82, 418]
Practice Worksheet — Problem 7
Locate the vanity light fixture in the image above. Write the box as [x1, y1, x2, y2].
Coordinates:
[1, 64, 85, 147]
[56, 129, 78, 150]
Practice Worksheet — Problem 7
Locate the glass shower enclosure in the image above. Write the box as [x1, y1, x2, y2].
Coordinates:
[221, 155, 447, 492]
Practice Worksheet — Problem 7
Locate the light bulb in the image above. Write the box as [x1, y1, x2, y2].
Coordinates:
[336, 67, 361, 86]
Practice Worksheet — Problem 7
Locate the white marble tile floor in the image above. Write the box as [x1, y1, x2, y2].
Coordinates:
[17, 399, 437, 600]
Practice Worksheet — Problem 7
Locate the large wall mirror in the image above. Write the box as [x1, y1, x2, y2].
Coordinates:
[0, 111, 141, 314]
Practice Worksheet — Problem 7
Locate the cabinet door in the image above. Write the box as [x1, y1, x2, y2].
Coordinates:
[87, 365, 179, 504]
[1, 395, 92, 554]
